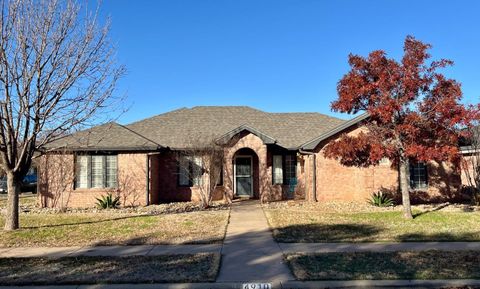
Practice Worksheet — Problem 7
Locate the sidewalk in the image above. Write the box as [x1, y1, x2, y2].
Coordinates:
[0, 244, 221, 258]
[1, 279, 480, 288]
[217, 200, 293, 282]
[4, 240, 479, 258]
[279, 241, 480, 253]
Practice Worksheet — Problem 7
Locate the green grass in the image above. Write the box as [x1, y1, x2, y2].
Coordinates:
[0, 209, 229, 247]
[265, 207, 480, 242]
[285, 250, 480, 280]
[0, 254, 220, 285]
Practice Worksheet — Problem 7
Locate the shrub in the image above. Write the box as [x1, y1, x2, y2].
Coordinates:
[368, 191, 394, 207]
[95, 193, 121, 209]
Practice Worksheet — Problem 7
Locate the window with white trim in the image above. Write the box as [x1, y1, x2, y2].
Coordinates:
[410, 162, 428, 189]
[75, 155, 118, 189]
[178, 155, 203, 186]
[273, 155, 283, 184]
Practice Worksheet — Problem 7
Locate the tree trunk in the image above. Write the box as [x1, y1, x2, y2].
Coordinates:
[4, 172, 21, 230]
[399, 158, 413, 219]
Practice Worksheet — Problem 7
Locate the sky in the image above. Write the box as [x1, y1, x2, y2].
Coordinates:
[95, 0, 480, 124]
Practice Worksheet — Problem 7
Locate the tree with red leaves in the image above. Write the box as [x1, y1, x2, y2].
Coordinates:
[324, 36, 477, 219]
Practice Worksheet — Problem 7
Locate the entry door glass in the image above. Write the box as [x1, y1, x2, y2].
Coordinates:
[236, 157, 252, 196]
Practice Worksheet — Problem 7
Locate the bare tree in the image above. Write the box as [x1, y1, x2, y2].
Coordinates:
[0, 0, 124, 230]
[38, 151, 74, 210]
[176, 138, 225, 209]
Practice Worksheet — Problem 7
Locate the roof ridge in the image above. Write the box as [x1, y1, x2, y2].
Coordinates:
[125, 107, 189, 126]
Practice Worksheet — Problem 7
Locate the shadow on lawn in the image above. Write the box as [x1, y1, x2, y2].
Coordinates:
[22, 214, 155, 229]
[287, 250, 480, 281]
[395, 232, 479, 242]
[273, 223, 383, 243]
[412, 203, 450, 218]
[274, 223, 480, 242]
[22, 205, 229, 230]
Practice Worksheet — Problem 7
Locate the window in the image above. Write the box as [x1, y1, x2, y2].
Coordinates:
[273, 155, 283, 184]
[216, 164, 224, 186]
[75, 155, 117, 189]
[410, 162, 428, 189]
[284, 155, 297, 185]
[272, 154, 297, 185]
[178, 156, 203, 187]
[76, 156, 89, 189]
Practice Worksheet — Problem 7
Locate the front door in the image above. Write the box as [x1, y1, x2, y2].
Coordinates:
[235, 156, 252, 197]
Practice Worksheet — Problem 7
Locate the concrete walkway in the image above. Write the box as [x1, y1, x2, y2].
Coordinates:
[217, 200, 293, 282]
[280, 241, 480, 253]
[0, 244, 221, 258]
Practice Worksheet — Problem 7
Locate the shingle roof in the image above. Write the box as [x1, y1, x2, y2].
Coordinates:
[45, 106, 346, 151]
[126, 106, 345, 149]
[44, 122, 161, 151]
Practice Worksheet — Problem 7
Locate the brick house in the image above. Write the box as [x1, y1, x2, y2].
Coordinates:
[38, 106, 465, 208]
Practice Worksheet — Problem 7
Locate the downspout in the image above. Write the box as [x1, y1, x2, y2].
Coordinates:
[299, 149, 317, 202]
[146, 154, 150, 206]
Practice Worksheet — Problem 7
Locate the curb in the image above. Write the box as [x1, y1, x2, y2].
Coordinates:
[1, 279, 480, 289]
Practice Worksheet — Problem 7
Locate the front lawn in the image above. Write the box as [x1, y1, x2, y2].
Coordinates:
[0, 194, 37, 209]
[285, 250, 480, 280]
[264, 202, 480, 242]
[0, 253, 219, 285]
[0, 204, 230, 247]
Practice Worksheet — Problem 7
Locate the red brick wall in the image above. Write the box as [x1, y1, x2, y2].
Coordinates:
[39, 153, 148, 208]
[311, 125, 462, 203]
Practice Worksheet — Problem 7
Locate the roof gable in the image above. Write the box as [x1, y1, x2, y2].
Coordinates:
[216, 124, 277, 145]
[301, 113, 370, 150]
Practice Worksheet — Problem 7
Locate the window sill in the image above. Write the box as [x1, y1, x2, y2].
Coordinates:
[73, 188, 117, 192]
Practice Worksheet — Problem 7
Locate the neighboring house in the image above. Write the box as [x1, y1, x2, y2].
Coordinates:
[38, 106, 464, 208]
[460, 126, 480, 189]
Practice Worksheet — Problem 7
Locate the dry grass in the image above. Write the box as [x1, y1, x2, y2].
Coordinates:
[264, 201, 480, 242]
[0, 194, 37, 209]
[0, 207, 230, 247]
[286, 250, 480, 280]
[0, 253, 220, 285]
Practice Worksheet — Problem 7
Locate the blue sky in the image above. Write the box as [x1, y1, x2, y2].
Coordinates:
[97, 0, 480, 124]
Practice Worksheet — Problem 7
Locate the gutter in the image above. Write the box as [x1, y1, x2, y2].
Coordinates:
[298, 149, 317, 202]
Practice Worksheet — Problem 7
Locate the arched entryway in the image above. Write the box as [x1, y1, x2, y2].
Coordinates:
[233, 148, 259, 198]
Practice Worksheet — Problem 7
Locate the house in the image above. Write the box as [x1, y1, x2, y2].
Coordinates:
[38, 106, 464, 208]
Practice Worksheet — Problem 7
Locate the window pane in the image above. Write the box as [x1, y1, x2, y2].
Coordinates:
[236, 157, 251, 176]
[284, 155, 297, 185]
[76, 155, 88, 188]
[179, 156, 190, 186]
[106, 155, 117, 188]
[273, 155, 283, 185]
[216, 163, 223, 186]
[410, 162, 427, 189]
[192, 156, 203, 186]
[91, 156, 105, 188]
